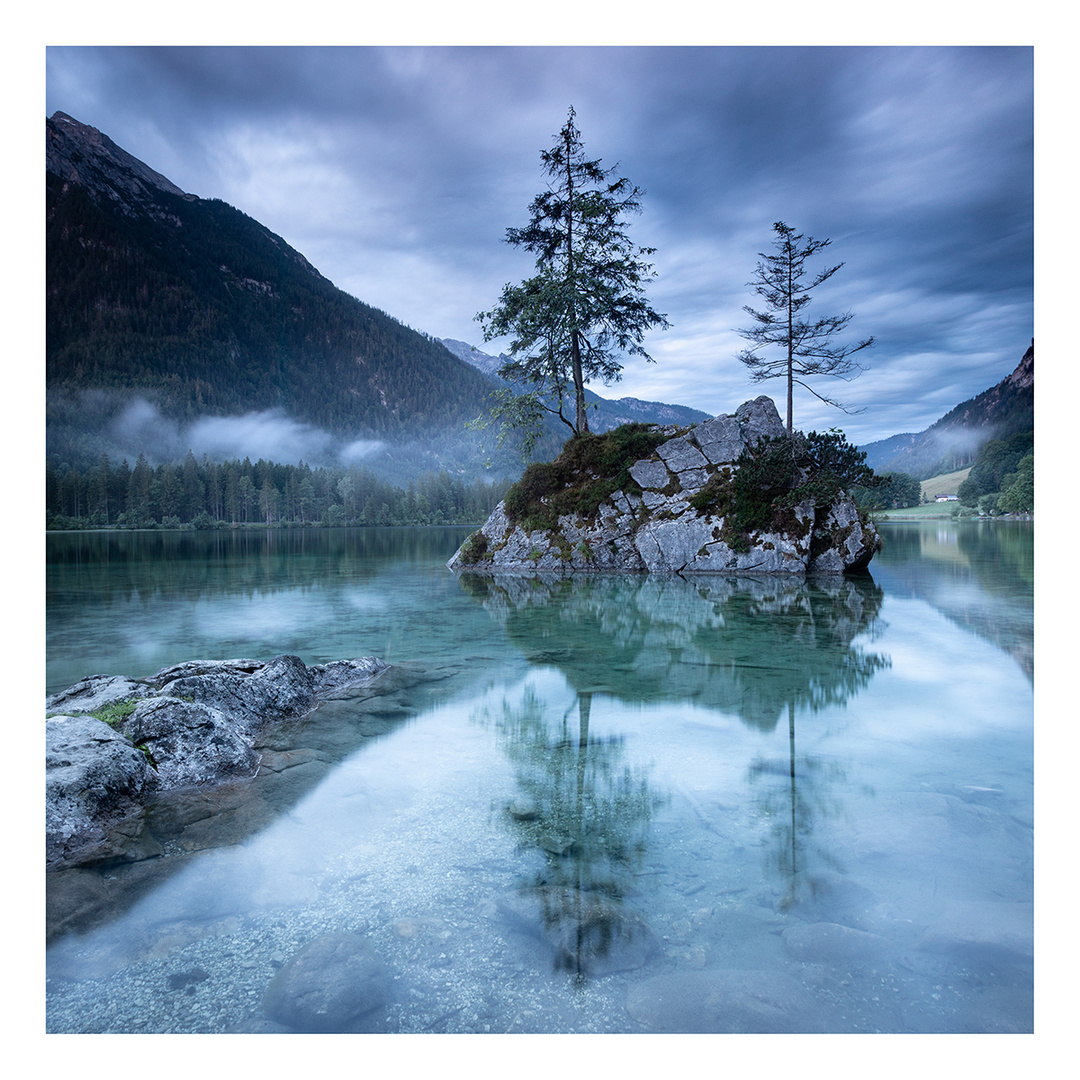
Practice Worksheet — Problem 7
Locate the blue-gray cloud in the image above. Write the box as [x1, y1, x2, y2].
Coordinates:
[45, 45, 1033, 444]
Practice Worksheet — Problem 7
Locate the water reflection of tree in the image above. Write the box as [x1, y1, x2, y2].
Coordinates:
[462, 572, 891, 923]
[480, 686, 666, 977]
[747, 700, 859, 911]
[458, 572, 889, 732]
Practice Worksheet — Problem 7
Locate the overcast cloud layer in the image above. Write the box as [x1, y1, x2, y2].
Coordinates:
[45, 45, 1033, 445]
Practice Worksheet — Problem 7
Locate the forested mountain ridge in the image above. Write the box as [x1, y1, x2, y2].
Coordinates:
[859, 342, 1033, 479]
[46, 112, 504, 478]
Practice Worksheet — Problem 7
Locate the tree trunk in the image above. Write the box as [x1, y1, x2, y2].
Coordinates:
[572, 332, 588, 434]
[786, 259, 795, 432]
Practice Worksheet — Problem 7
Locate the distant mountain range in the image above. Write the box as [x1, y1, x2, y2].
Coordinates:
[439, 339, 709, 432]
[858, 342, 1034, 479]
[45, 112, 706, 482]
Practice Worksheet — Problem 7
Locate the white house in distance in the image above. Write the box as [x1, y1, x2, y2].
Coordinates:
[935, 493, 959, 502]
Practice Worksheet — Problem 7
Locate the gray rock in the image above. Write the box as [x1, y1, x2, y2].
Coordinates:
[155, 653, 316, 735]
[45, 654, 390, 868]
[45, 675, 153, 715]
[121, 697, 259, 788]
[46, 716, 152, 866]
[497, 886, 658, 976]
[655, 435, 708, 474]
[311, 656, 391, 696]
[507, 797, 540, 821]
[807, 498, 879, 573]
[145, 659, 265, 686]
[628, 459, 671, 490]
[692, 414, 748, 464]
[734, 394, 788, 443]
[626, 967, 826, 1033]
[262, 932, 389, 1032]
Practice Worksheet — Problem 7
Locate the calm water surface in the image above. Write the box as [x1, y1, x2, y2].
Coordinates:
[45, 522, 1034, 1034]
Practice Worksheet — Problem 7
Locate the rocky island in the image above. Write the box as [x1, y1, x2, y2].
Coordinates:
[449, 397, 881, 575]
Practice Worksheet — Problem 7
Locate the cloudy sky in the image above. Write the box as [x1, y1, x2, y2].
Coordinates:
[44, 43, 1034, 445]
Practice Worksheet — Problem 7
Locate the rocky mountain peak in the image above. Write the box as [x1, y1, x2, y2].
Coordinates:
[47, 111, 193, 208]
[1005, 340, 1034, 390]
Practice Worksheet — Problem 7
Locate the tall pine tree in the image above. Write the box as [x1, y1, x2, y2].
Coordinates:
[477, 107, 668, 439]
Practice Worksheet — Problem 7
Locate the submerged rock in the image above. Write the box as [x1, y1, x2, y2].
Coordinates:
[625, 967, 826, 1033]
[45, 654, 390, 868]
[781, 921, 888, 963]
[262, 932, 389, 1032]
[449, 396, 879, 576]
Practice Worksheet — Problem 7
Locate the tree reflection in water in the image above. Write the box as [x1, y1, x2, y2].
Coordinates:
[748, 699, 859, 912]
[462, 571, 891, 967]
[478, 686, 666, 978]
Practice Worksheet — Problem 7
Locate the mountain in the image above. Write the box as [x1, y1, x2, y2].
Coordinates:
[45, 112, 511, 482]
[439, 339, 711, 432]
[859, 342, 1034, 479]
[46, 112, 712, 484]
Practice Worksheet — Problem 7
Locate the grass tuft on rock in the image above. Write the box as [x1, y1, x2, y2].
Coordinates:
[503, 424, 674, 532]
[88, 699, 140, 728]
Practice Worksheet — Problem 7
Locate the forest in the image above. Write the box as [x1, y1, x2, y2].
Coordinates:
[46, 452, 512, 531]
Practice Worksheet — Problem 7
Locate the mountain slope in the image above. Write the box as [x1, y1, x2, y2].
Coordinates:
[859, 342, 1034, 478]
[46, 112, 504, 477]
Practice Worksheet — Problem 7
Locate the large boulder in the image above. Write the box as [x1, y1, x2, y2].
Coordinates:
[448, 396, 880, 576]
[119, 697, 260, 787]
[46, 716, 153, 866]
[625, 967, 827, 1033]
[148, 653, 317, 736]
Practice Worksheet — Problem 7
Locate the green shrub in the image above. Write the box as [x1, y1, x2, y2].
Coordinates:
[689, 430, 877, 543]
[459, 530, 490, 563]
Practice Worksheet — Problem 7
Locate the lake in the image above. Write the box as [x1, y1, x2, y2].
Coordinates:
[44, 520, 1034, 1034]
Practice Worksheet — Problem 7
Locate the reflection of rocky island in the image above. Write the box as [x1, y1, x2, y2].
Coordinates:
[459, 572, 889, 732]
[469, 571, 889, 976]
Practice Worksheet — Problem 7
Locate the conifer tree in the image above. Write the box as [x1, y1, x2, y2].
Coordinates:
[478, 107, 668, 439]
[736, 222, 873, 432]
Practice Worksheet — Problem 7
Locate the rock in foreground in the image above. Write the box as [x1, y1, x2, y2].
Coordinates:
[449, 397, 880, 575]
[262, 932, 390, 1032]
[45, 654, 389, 867]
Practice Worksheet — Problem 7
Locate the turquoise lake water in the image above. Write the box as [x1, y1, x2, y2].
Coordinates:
[44, 521, 1034, 1034]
